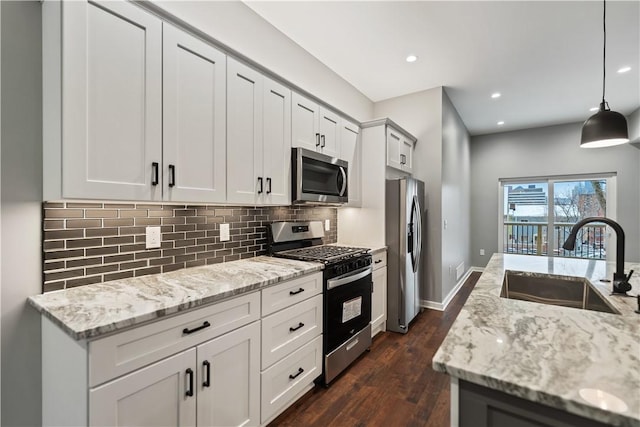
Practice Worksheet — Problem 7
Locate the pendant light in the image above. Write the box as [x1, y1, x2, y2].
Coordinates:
[580, 0, 629, 148]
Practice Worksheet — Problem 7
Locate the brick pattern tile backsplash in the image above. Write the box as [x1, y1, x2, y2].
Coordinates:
[42, 202, 337, 293]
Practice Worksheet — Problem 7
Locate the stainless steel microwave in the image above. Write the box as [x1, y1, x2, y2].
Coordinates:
[292, 148, 348, 204]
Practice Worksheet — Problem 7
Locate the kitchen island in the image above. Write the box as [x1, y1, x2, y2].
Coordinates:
[433, 253, 639, 427]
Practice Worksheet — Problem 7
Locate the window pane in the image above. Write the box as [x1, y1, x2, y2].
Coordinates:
[554, 179, 606, 260]
[503, 182, 548, 256]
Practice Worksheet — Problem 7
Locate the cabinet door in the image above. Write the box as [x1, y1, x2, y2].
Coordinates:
[401, 136, 413, 173]
[292, 92, 320, 152]
[89, 349, 196, 426]
[62, 0, 162, 201]
[163, 24, 227, 203]
[262, 78, 292, 205]
[371, 266, 387, 337]
[319, 108, 341, 158]
[386, 127, 403, 170]
[226, 58, 263, 205]
[340, 120, 361, 207]
[197, 322, 260, 427]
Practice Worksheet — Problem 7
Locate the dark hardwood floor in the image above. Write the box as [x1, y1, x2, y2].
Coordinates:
[269, 271, 482, 427]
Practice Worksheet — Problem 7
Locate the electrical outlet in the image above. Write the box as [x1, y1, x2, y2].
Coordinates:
[145, 226, 161, 249]
[480, 249, 485, 256]
[220, 223, 230, 242]
[325, 219, 330, 231]
[444, 219, 448, 230]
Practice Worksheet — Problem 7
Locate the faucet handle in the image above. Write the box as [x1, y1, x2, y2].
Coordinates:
[626, 270, 634, 282]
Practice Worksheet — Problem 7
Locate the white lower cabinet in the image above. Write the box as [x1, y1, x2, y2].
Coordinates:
[90, 322, 260, 427]
[260, 335, 323, 423]
[196, 322, 260, 427]
[41, 273, 328, 427]
[259, 272, 324, 425]
[371, 250, 388, 337]
[90, 348, 197, 426]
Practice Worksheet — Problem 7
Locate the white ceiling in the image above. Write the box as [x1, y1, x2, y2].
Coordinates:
[245, 1, 640, 135]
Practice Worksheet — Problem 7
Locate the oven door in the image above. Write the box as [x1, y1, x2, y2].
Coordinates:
[293, 148, 348, 204]
[325, 266, 373, 353]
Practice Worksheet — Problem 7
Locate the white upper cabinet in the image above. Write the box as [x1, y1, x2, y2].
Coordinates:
[340, 120, 361, 207]
[262, 78, 292, 205]
[60, 0, 162, 201]
[291, 92, 320, 152]
[386, 125, 414, 174]
[292, 92, 341, 158]
[226, 58, 263, 205]
[227, 58, 292, 205]
[163, 24, 227, 203]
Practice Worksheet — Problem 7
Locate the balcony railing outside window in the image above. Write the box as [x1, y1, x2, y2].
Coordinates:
[503, 221, 606, 259]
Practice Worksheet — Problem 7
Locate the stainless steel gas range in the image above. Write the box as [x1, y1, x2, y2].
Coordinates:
[267, 221, 373, 385]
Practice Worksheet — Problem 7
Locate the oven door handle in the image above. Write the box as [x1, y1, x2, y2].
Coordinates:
[327, 267, 372, 290]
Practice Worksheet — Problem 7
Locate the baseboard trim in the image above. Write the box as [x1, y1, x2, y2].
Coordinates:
[421, 266, 484, 311]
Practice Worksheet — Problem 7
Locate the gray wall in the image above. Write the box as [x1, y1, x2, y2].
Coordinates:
[441, 90, 471, 300]
[1, 1, 43, 425]
[374, 88, 444, 303]
[470, 122, 640, 268]
[374, 87, 472, 304]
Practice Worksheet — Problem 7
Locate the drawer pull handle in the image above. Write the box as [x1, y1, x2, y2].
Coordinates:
[203, 360, 211, 388]
[346, 338, 359, 352]
[374, 260, 382, 264]
[185, 368, 194, 397]
[183, 321, 211, 335]
[289, 322, 304, 332]
[289, 367, 304, 380]
[289, 288, 305, 296]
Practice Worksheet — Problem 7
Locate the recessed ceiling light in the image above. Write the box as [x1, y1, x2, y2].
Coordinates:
[617, 66, 631, 73]
[590, 107, 599, 112]
[491, 92, 501, 99]
[497, 121, 505, 126]
[406, 55, 418, 63]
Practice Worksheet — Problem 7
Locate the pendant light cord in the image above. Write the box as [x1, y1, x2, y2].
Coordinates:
[602, 0, 607, 105]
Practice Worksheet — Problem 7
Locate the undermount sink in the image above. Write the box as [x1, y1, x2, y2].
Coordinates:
[500, 270, 620, 315]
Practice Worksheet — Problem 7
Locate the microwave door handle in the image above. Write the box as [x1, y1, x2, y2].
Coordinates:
[338, 167, 347, 196]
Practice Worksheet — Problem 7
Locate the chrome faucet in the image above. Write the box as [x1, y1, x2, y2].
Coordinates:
[562, 217, 633, 294]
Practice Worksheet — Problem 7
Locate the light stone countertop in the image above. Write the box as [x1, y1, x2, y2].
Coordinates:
[28, 256, 323, 341]
[433, 253, 640, 426]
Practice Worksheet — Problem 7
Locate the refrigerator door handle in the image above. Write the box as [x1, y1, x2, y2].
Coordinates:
[411, 195, 422, 273]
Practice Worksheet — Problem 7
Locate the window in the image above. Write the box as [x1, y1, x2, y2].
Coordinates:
[499, 175, 615, 260]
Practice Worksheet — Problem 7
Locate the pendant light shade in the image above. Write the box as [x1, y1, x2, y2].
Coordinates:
[581, 102, 629, 148]
[580, 0, 629, 148]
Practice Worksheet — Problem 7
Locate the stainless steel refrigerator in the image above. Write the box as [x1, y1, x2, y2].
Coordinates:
[385, 177, 424, 334]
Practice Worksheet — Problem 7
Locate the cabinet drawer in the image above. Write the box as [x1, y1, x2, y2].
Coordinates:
[261, 294, 323, 369]
[372, 250, 387, 270]
[89, 291, 260, 387]
[261, 272, 322, 316]
[260, 335, 322, 424]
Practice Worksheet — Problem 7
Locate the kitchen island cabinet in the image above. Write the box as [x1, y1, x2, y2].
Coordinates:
[433, 253, 640, 427]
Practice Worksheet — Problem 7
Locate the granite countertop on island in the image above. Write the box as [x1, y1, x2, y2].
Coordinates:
[29, 256, 322, 341]
[433, 253, 640, 427]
